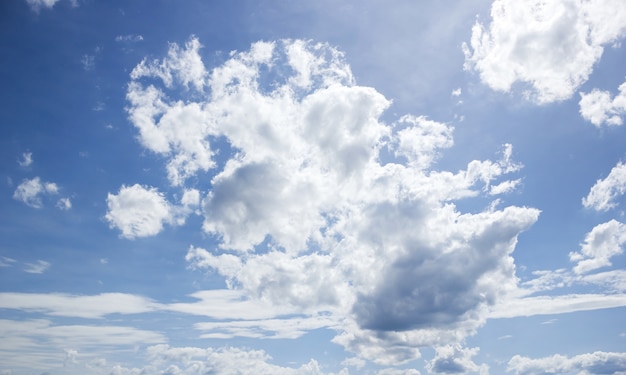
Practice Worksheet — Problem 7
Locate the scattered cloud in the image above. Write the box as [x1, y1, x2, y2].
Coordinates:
[579, 79, 626, 127]
[81, 54, 95, 71]
[115, 34, 144, 43]
[25, 0, 61, 12]
[508, 351, 626, 374]
[56, 197, 72, 210]
[0, 257, 17, 268]
[13, 177, 59, 208]
[426, 345, 488, 375]
[569, 220, 626, 274]
[18, 152, 33, 167]
[105, 184, 183, 239]
[583, 161, 626, 212]
[451, 88, 462, 97]
[23, 260, 50, 274]
[463, 0, 626, 103]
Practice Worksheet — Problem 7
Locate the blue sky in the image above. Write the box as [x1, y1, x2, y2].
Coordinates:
[1, 0, 626, 374]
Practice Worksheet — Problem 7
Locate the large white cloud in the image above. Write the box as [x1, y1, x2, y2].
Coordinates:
[579, 79, 626, 127]
[508, 351, 626, 375]
[463, 0, 626, 103]
[124, 36, 541, 364]
[583, 162, 626, 212]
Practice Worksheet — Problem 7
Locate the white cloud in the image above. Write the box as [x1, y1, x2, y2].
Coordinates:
[25, 0, 61, 12]
[115, 34, 144, 42]
[23, 260, 50, 274]
[569, 220, 626, 274]
[105, 184, 179, 239]
[489, 293, 626, 319]
[508, 351, 626, 375]
[0, 257, 16, 268]
[131, 36, 541, 365]
[18, 152, 33, 167]
[579, 79, 626, 127]
[426, 345, 488, 375]
[583, 162, 626, 212]
[463, 0, 626, 103]
[13, 177, 59, 208]
[81, 54, 95, 71]
[0, 292, 159, 318]
[56, 197, 72, 210]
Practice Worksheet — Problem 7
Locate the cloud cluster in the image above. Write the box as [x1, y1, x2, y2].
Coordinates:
[579, 79, 626, 127]
[13, 177, 70, 210]
[463, 0, 626, 103]
[425, 345, 488, 375]
[115, 36, 541, 365]
[508, 351, 626, 375]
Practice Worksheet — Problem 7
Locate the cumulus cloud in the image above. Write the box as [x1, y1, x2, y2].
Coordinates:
[13, 177, 59, 208]
[508, 351, 626, 375]
[463, 0, 626, 103]
[128, 36, 540, 365]
[426, 345, 488, 375]
[56, 197, 72, 210]
[105, 184, 184, 239]
[569, 220, 626, 274]
[579, 79, 626, 127]
[583, 162, 626, 211]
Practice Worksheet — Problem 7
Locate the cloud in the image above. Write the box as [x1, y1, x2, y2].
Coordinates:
[115, 34, 144, 42]
[463, 0, 626, 103]
[105, 184, 181, 239]
[583, 162, 626, 211]
[489, 293, 626, 319]
[18, 152, 33, 167]
[507, 351, 626, 375]
[23, 260, 50, 274]
[130, 36, 540, 365]
[425, 345, 488, 375]
[0, 292, 159, 318]
[569, 220, 626, 274]
[579, 79, 626, 127]
[0, 257, 17, 268]
[25, 0, 61, 12]
[56, 197, 72, 210]
[13, 177, 59, 208]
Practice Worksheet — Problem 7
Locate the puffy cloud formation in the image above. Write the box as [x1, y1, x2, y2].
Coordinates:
[579, 79, 626, 127]
[583, 162, 626, 212]
[508, 351, 626, 374]
[126, 36, 539, 364]
[569, 220, 626, 274]
[13, 177, 59, 208]
[105, 184, 174, 238]
[425, 345, 488, 375]
[463, 0, 626, 103]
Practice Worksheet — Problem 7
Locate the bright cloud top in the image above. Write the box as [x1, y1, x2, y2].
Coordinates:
[508, 351, 626, 375]
[580, 78, 626, 127]
[463, 0, 626, 103]
[583, 161, 626, 212]
[116, 36, 541, 364]
[570, 219, 626, 274]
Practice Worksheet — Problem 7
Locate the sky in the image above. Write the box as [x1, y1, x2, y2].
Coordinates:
[1, 0, 626, 374]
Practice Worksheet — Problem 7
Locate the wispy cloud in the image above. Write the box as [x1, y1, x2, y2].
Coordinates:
[23, 260, 50, 274]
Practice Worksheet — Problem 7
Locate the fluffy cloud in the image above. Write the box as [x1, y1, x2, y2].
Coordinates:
[579, 79, 626, 127]
[105, 184, 189, 239]
[583, 162, 626, 212]
[569, 220, 626, 274]
[463, 0, 626, 103]
[507, 351, 626, 374]
[425, 345, 488, 375]
[13, 177, 59, 208]
[127, 36, 539, 365]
